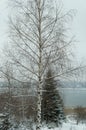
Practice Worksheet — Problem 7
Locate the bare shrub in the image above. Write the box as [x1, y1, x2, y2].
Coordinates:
[0, 92, 37, 121]
[74, 106, 86, 124]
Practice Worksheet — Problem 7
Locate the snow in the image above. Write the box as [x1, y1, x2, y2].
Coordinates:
[41, 123, 86, 130]
[1, 115, 86, 130]
[41, 116, 86, 130]
[40, 115, 86, 130]
[12, 123, 86, 130]
[11, 119, 86, 130]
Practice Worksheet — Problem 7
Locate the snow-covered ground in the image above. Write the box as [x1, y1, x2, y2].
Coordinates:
[11, 122, 86, 130]
[41, 123, 86, 130]
[0, 114, 86, 130]
[8, 116, 86, 130]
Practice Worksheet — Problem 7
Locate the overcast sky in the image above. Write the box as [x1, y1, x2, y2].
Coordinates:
[63, 0, 86, 62]
[0, 0, 86, 62]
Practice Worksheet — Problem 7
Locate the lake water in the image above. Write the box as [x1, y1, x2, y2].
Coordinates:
[59, 88, 86, 108]
[0, 87, 86, 108]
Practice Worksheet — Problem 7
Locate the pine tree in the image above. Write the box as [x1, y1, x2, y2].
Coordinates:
[41, 68, 65, 127]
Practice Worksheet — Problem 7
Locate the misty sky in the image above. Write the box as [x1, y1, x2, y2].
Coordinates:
[0, 0, 86, 62]
[63, 0, 86, 62]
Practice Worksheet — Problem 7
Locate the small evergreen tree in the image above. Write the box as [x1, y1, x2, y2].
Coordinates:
[41, 68, 65, 127]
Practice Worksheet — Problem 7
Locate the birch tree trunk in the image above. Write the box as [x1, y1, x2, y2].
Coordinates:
[4, 0, 78, 130]
[36, 1, 42, 129]
[36, 83, 42, 130]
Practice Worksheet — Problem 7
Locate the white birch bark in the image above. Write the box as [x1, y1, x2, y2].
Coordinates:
[36, 1, 42, 129]
[4, 0, 78, 130]
[36, 83, 42, 130]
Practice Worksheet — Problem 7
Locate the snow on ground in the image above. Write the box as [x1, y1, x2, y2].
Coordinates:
[1, 115, 86, 130]
[41, 116, 86, 130]
[41, 122, 86, 130]
[16, 122, 86, 130]
[12, 119, 86, 130]
[41, 115, 86, 130]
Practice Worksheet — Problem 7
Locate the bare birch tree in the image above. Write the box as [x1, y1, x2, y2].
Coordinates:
[7, 0, 77, 129]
